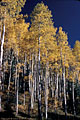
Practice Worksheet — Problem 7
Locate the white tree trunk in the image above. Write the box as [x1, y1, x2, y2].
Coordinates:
[1, 25, 5, 65]
[34, 55, 37, 101]
[38, 36, 42, 119]
[45, 62, 49, 119]
[0, 24, 5, 112]
[29, 54, 31, 93]
[16, 54, 19, 115]
[51, 75, 54, 98]
[31, 54, 34, 109]
[24, 54, 26, 106]
[63, 67, 67, 117]
[56, 73, 59, 99]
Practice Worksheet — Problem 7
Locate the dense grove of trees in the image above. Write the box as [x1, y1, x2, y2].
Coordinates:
[0, 1, 80, 120]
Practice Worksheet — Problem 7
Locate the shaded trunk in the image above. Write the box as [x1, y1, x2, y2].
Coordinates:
[72, 81, 76, 116]
[51, 75, 54, 98]
[8, 54, 13, 91]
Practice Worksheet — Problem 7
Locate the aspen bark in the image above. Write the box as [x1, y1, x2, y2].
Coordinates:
[24, 54, 26, 106]
[8, 54, 13, 91]
[56, 73, 59, 99]
[51, 75, 54, 98]
[0, 24, 5, 111]
[31, 54, 34, 109]
[72, 80, 76, 116]
[1, 24, 5, 65]
[34, 55, 37, 101]
[63, 67, 67, 117]
[59, 77, 61, 98]
[16, 75, 19, 115]
[16, 54, 19, 115]
[29, 54, 31, 93]
[34, 75, 36, 101]
[45, 62, 49, 119]
[38, 36, 42, 120]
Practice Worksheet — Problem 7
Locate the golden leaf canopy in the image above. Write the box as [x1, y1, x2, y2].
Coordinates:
[0, 0, 26, 17]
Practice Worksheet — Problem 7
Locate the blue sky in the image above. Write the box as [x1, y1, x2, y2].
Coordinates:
[22, 0, 80, 48]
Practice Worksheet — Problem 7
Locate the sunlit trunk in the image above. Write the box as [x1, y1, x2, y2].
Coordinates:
[24, 54, 26, 106]
[0, 24, 5, 111]
[56, 73, 59, 99]
[16, 54, 19, 115]
[31, 54, 34, 109]
[59, 77, 61, 98]
[38, 36, 42, 120]
[63, 67, 67, 117]
[45, 62, 49, 119]
[29, 53, 31, 93]
[34, 74, 36, 101]
[34, 55, 37, 101]
[16, 73, 19, 115]
[1, 24, 5, 65]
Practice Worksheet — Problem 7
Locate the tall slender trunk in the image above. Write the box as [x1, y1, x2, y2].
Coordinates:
[36, 59, 39, 100]
[51, 75, 54, 98]
[59, 77, 61, 98]
[63, 67, 67, 117]
[45, 62, 49, 119]
[31, 54, 34, 109]
[0, 24, 5, 111]
[38, 36, 42, 120]
[15, 74, 17, 91]
[60, 48, 63, 99]
[8, 54, 13, 91]
[72, 80, 76, 116]
[48, 75, 50, 87]
[54, 72, 59, 113]
[16, 73, 19, 115]
[34, 55, 37, 101]
[29, 53, 31, 93]
[16, 54, 19, 115]
[1, 24, 5, 65]
[58, 76, 62, 108]
[23, 80, 25, 105]
[0, 22, 2, 41]
[24, 54, 26, 106]
[2, 64, 5, 91]
[60, 48, 67, 117]
[56, 73, 59, 99]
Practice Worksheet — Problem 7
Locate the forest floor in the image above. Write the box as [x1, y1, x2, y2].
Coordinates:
[0, 107, 80, 120]
[0, 86, 80, 120]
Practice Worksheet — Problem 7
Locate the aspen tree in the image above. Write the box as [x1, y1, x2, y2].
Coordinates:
[30, 2, 57, 119]
[56, 27, 70, 118]
[0, 0, 26, 111]
[73, 40, 80, 83]
[72, 40, 80, 116]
